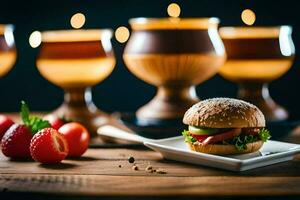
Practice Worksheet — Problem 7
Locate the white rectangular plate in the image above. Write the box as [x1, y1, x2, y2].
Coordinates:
[144, 136, 300, 171]
[98, 126, 300, 172]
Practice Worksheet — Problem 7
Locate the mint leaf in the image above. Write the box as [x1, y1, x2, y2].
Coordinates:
[182, 130, 197, 143]
[258, 128, 271, 142]
[20, 101, 50, 134]
[29, 116, 50, 134]
[21, 101, 30, 125]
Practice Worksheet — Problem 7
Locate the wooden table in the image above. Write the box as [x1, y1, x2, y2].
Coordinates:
[1, 114, 300, 199]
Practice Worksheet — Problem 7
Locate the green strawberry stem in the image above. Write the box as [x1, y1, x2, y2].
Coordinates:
[60, 115, 72, 123]
[20, 101, 50, 134]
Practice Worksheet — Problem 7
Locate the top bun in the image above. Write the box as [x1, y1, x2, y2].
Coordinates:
[183, 98, 265, 128]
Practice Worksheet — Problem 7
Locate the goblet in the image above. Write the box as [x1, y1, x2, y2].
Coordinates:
[123, 18, 226, 124]
[37, 29, 115, 136]
[0, 24, 16, 78]
[219, 26, 295, 121]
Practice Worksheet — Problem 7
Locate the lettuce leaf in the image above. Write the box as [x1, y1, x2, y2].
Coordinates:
[258, 128, 271, 142]
[224, 128, 271, 151]
[232, 134, 258, 151]
[182, 130, 197, 143]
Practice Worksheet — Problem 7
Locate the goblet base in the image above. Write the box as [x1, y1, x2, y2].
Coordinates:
[136, 85, 199, 124]
[52, 103, 109, 136]
[51, 87, 110, 137]
[238, 83, 288, 122]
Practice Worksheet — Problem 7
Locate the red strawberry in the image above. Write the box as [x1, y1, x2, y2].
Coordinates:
[1, 101, 50, 159]
[44, 115, 66, 130]
[0, 115, 14, 140]
[1, 124, 32, 158]
[30, 128, 69, 164]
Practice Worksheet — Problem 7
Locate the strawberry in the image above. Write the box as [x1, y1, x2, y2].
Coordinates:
[44, 115, 68, 130]
[0, 115, 14, 140]
[1, 124, 32, 158]
[1, 101, 50, 159]
[30, 128, 69, 164]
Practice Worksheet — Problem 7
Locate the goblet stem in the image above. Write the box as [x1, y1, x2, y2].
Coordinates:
[53, 87, 109, 136]
[64, 87, 96, 111]
[156, 85, 198, 102]
[238, 83, 288, 121]
[64, 87, 86, 106]
[137, 85, 199, 122]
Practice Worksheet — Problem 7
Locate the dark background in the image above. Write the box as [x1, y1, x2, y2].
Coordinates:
[0, 0, 299, 117]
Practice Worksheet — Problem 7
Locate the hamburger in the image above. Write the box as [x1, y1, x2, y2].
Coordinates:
[182, 98, 271, 155]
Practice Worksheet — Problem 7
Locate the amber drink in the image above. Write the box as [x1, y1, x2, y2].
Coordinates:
[124, 18, 226, 124]
[219, 26, 295, 121]
[37, 30, 115, 135]
[0, 25, 16, 77]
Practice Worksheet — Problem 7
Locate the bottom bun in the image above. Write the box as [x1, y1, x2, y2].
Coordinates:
[188, 140, 264, 155]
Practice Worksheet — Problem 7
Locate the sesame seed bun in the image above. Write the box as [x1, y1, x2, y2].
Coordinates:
[183, 98, 265, 128]
[188, 140, 263, 155]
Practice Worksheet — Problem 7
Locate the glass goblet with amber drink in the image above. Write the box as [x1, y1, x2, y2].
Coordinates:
[219, 26, 295, 121]
[124, 18, 226, 125]
[37, 30, 115, 135]
[0, 24, 16, 78]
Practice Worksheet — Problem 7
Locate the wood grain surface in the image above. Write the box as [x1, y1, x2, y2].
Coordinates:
[1, 114, 300, 199]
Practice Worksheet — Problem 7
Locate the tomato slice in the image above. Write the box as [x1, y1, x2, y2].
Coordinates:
[242, 128, 260, 136]
[202, 128, 242, 145]
[190, 134, 210, 143]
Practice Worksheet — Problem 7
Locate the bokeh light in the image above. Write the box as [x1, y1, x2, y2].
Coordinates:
[167, 3, 181, 18]
[241, 9, 256, 26]
[115, 26, 130, 43]
[70, 13, 86, 29]
[29, 31, 41, 48]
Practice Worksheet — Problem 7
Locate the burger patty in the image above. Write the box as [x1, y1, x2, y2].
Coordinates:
[189, 128, 261, 145]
